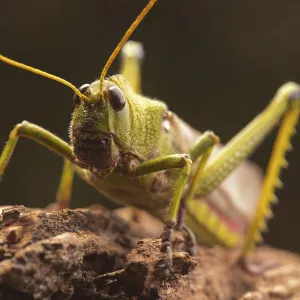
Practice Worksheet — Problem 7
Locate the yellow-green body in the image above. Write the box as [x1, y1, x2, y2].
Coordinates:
[71, 70, 293, 249]
[1, 36, 300, 266]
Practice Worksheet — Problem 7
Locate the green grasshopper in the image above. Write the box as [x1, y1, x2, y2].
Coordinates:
[0, 0, 300, 275]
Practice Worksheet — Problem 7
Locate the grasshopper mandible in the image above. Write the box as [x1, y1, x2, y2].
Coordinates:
[0, 0, 300, 275]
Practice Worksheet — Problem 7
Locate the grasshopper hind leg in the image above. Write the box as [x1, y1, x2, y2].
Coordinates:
[187, 83, 300, 272]
[120, 41, 144, 94]
[238, 90, 300, 272]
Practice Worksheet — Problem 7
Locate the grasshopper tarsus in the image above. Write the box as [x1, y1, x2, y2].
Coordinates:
[159, 220, 175, 275]
[161, 220, 175, 251]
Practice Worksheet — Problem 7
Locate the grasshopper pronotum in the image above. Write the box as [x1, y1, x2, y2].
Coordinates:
[0, 0, 299, 275]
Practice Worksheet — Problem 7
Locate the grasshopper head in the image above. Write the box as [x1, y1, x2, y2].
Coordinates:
[71, 78, 130, 170]
[0, 0, 157, 171]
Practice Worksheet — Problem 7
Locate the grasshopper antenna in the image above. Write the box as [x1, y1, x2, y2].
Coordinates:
[0, 55, 88, 101]
[99, 0, 157, 97]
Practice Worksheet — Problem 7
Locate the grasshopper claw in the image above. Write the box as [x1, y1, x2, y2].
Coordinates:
[156, 243, 173, 277]
[158, 220, 175, 276]
[163, 266, 171, 277]
[161, 243, 173, 264]
[157, 238, 173, 277]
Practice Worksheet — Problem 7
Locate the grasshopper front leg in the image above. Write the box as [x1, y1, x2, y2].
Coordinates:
[0, 121, 85, 190]
[135, 154, 192, 274]
[135, 131, 219, 274]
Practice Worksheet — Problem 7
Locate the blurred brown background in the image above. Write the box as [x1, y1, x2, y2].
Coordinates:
[0, 0, 300, 252]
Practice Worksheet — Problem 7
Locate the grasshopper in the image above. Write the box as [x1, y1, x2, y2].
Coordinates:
[0, 0, 300, 275]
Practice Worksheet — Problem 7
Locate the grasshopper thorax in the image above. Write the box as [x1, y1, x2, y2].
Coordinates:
[71, 79, 128, 171]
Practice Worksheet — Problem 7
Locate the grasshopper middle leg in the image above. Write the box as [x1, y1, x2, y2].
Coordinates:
[55, 159, 75, 209]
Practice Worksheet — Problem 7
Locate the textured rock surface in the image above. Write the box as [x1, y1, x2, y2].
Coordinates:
[0, 205, 300, 300]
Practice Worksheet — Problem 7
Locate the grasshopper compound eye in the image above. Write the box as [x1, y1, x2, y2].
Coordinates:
[73, 84, 90, 106]
[107, 85, 126, 111]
